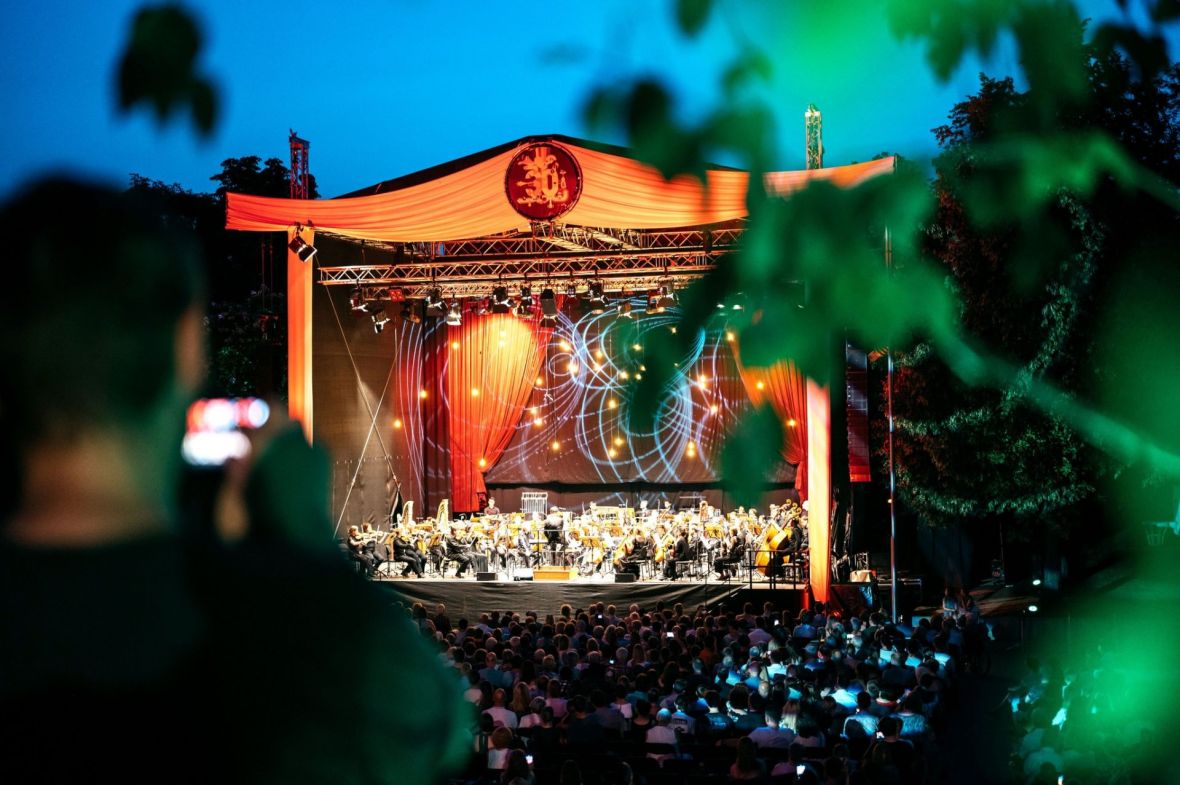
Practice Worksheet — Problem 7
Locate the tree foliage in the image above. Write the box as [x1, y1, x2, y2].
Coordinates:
[127, 159, 298, 399]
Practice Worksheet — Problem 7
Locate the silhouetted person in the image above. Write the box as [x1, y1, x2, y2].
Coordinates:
[0, 179, 468, 785]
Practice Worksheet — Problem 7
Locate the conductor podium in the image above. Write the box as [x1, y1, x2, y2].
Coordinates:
[533, 565, 578, 581]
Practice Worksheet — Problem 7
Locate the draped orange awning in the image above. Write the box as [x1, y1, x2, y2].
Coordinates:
[225, 136, 895, 241]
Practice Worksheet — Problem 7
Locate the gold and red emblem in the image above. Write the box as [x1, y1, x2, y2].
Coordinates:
[505, 142, 582, 221]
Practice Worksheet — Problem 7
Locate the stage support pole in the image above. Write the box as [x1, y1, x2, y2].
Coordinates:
[287, 226, 314, 441]
[806, 379, 831, 604]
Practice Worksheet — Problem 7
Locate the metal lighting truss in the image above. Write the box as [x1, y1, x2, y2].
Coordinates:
[316, 222, 743, 300]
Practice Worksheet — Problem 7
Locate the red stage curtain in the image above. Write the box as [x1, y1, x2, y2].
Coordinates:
[732, 339, 809, 498]
[445, 314, 553, 512]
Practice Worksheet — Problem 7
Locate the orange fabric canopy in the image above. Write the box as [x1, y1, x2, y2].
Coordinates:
[225, 136, 895, 241]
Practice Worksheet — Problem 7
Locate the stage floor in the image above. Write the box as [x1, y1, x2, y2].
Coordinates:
[375, 571, 808, 619]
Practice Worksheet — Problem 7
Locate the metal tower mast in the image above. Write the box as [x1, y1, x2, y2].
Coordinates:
[805, 104, 824, 170]
[289, 130, 310, 199]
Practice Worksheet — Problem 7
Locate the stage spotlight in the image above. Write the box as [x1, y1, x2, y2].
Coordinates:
[400, 302, 422, 324]
[564, 282, 578, 298]
[586, 282, 606, 314]
[370, 307, 390, 334]
[491, 285, 512, 314]
[519, 286, 533, 308]
[288, 234, 317, 263]
[424, 288, 446, 318]
[348, 287, 366, 312]
[618, 300, 633, 318]
[445, 300, 462, 326]
[655, 284, 677, 310]
[540, 288, 558, 323]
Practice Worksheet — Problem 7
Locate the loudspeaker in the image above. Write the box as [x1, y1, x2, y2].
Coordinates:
[614, 573, 637, 583]
[475, 572, 497, 582]
[829, 583, 875, 616]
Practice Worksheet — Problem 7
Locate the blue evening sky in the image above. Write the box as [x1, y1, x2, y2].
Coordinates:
[0, 1, 1170, 199]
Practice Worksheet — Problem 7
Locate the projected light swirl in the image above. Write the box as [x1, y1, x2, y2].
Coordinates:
[491, 298, 744, 484]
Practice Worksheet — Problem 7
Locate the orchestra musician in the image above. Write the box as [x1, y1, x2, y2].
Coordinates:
[428, 531, 447, 574]
[346, 524, 378, 576]
[392, 525, 425, 578]
[444, 530, 476, 578]
[491, 518, 512, 571]
[359, 520, 388, 572]
[618, 529, 653, 578]
[543, 508, 564, 564]
[714, 532, 745, 580]
[340, 494, 812, 584]
[663, 527, 692, 580]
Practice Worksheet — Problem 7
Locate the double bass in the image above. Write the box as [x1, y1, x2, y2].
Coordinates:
[753, 519, 791, 576]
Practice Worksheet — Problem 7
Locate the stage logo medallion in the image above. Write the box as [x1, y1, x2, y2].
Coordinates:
[506, 142, 582, 221]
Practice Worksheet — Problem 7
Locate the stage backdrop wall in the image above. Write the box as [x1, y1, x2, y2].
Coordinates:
[311, 284, 798, 522]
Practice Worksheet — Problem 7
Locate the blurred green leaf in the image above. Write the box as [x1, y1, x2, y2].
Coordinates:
[1092, 22, 1171, 80]
[1152, 0, 1180, 22]
[885, 0, 1015, 81]
[676, 0, 713, 36]
[720, 405, 784, 506]
[721, 51, 772, 96]
[117, 4, 218, 136]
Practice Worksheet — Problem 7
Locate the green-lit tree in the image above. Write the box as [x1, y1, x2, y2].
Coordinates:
[888, 50, 1180, 552]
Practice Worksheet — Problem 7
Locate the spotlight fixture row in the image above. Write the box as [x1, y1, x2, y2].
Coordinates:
[352, 281, 686, 329]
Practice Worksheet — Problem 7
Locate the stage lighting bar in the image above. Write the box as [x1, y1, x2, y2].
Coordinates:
[445, 300, 462, 326]
[540, 288, 558, 324]
[655, 283, 677, 310]
[366, 304, 389, 333]
[491, 285, 512, 314]
[319, 271, 712, 300]
[424, 287, 446, 318]
[400, 302, 422, 324]
[586, 282, 607, 314]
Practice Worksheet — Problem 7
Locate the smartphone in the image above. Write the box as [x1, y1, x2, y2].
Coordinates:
[774, 619, 780, 626]
[666, 632, 675, 638]
[1057, 778, 1063, 785]
[796, 764, 806, 776]
[182, 397, 270, 466]
[526, 755, 534, 766]
[876, 731, 884, 739]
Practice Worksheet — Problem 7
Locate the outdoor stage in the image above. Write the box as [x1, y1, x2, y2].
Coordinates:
[375, 571, 810, 618]
[222, 135, 900, 614]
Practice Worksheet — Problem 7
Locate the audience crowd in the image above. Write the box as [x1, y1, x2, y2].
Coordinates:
[1005, 646, 1161, 785]
[406, 598, 982, 784]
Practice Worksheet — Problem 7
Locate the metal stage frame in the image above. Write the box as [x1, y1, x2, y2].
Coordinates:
[378, 574, 808, 620]
[316, 223, 744, 299]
